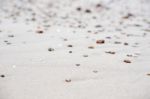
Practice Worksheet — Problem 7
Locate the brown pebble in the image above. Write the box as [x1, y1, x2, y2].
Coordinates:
[65, 79, 71, 82]
[124, 59, 131, 63]
[96, 40, 105, 44]
[36, 30, 44, 34]
[88, 46, 95, 49]
[147, 73, 150, 76]
[105, 51, 115, 54]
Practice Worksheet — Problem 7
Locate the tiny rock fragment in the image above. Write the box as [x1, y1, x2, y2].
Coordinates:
[36, 30, 44, 34]
[76, 7, 82, 11]
[0, 75, 5, 78]
[76, 64, 80, 66]
[124, 42, 129, 46]
[124, 59, 131, 63]
[114, 41, 122, 44]
[105, 51, 115, 54]
[96, 3, 102, 8]
[48, 48, 54, 52]
[67, 45, 73, 47]
[65, 79, 71, 83]
[6, 42, 11, 45]
[69, 51, 72, 53]
[95, 25, 102, 28]
[93, 70, 98, 73]
[8, 34, 14, 38]
[123, 13, 134, 19]
[127, 54, 133, 57]
[63, 38, 68, 41]
[83, 54, 88, 57]
[96, 40, 105, 44]
[88, 46, 95, 49]
[85, 9, 92, 13]
[147, 73, 150, 76]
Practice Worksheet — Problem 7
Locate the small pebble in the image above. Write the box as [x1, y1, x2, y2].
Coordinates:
[8, 34, 14, 38]
[76, 64, 80, 66]
[124, 42, 129, 46]
[65, 79, 71, 83]
[114, 41, 122, 44]
[83, 54, 88, 57]
[96, 4, 102, 8]
[36, 30, 44, 34]
[123, 13, 134, 19]
[48, 48, 55, 51]
[67, 45, 73, 47]
[76, 7, 82, 11]
[124, 59, 131, 63]
[96, 40, 105, 44]
[69, 51, 72, 53]
[0, 75, 5, 78]
[93, 70, 98, 73]
[105, 51, 115, 54]
[85, 9, 92, 13]
[127, 54, 133, 57]
[147, 73, 150, 76]
[88, 46, 95, 49]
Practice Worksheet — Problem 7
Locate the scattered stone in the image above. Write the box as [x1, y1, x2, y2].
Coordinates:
[95, 25, 102, 28]
[85, 9, 92, 13]
[6, 42, 11, 45]
[63, 38, 68, 41]
[88, 46, 95, 49]
[83, 54, 88, 57]
[69, 51, 72, 53]
[123, 13, 134, 19]
[127, 54, 133, 57]
[36, 30, 44, 34]
[4, 40, 8, 42]
[147, 73, 150, 76]
[106, 37, 111, 39]
[0, 75, 5, 78]
[76, 64, 80, 66]
[114, 41, 122, 44]
[67, 45, 73, 47]
[76, 7, 82, 11]
[96, 4, 102, 8]
[8, 34, 14, 38]
[124, 42, 129, 46]
[105, 51, 115, 54]
[48, 48, 55, 52]
[96, 40, 105, 44]
[124, 59, 131, 63]
[65, 79, 71, 83]
[93, 70, 98, 73]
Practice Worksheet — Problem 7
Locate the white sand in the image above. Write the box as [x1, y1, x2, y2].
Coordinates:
[0, 0, 150, 99]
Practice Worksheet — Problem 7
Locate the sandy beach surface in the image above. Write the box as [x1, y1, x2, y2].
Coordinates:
[0, 0, 150, 99]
